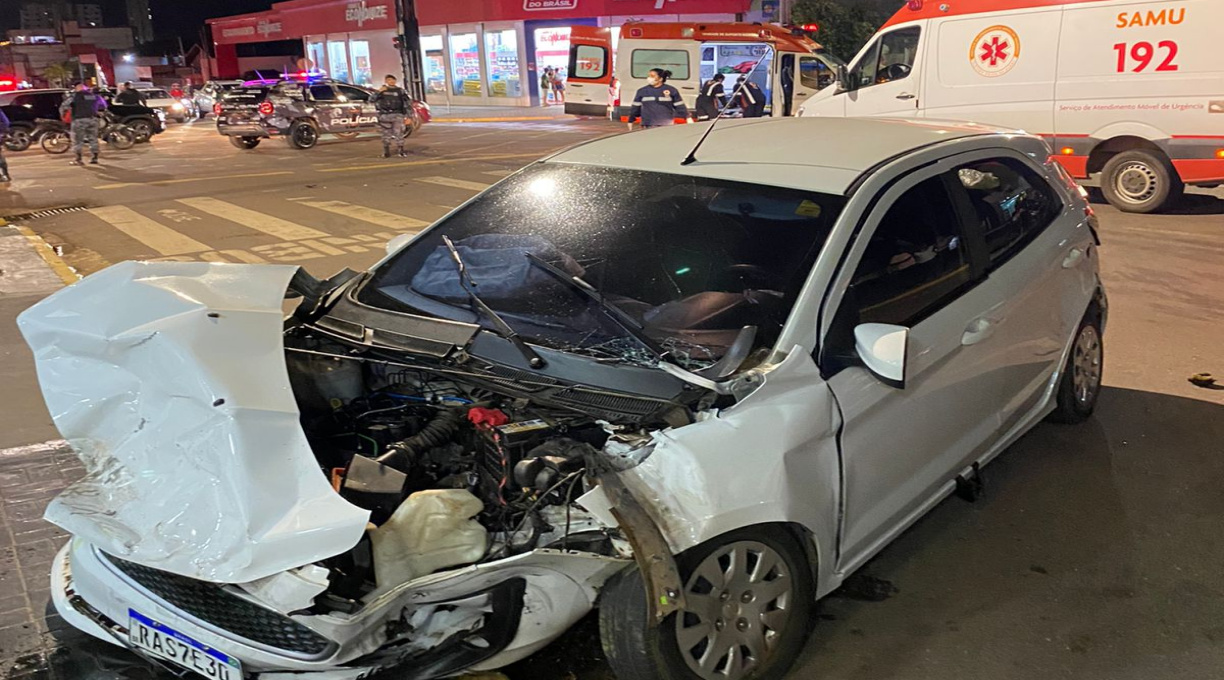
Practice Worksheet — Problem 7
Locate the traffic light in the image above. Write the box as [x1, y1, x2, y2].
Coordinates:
[392, 34, 406, 50]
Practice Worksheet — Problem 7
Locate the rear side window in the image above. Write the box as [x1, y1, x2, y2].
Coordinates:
[631, 49, 690, 80]
[336, 85, 370, 101]
[847, 176, 973, 327]
[572, 45, 608, 79]
[953, 158, 1063, 269]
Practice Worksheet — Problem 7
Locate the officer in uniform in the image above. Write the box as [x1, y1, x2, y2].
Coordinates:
[59, 82, 107, 165]
[372, 74, 411, 158]
[0, 108, 11, 183]
[694, 73, 726, 121]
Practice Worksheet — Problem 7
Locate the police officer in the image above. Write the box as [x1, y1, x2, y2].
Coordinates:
[59, 81, 107, 165]
[735, 76, 767, 118]
[628, 68, 689, 131]
[372, 74, 411, 158]
[0, 108, 11, 183]
[694, 73, 726, 121]
[114, 82, 145, 106]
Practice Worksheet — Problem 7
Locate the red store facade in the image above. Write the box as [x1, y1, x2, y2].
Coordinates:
[208, 0, 765, 107]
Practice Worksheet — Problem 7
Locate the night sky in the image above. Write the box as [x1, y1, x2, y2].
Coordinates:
[0, 0, 275, 44]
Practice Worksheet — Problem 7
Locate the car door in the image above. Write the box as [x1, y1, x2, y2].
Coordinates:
[943, 152, 1090, 436]
[842, 25, 924, 117]
[307, 83, 351, 132]
[820, 160, 1014, 572]
[335, 84, 378, 129]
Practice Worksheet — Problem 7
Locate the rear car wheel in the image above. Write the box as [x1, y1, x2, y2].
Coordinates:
[290, 121, 319, 149]
[334, 131, 361, 140]
[1049, 308, 1104, 424]
[40, 131, 71, 155]
[4, 128, 32, 152]
[1100, 149, 1183, 214]
[600, 526, 814, 680]
[229, 136, 261, 150]
[128, 120, 153, 144]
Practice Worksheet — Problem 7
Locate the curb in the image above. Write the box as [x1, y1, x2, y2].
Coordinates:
[12, 224, 79, 287]
[432, 116, 571, 123]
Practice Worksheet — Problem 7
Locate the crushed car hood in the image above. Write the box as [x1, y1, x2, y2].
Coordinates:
[18, 262, 370, 583]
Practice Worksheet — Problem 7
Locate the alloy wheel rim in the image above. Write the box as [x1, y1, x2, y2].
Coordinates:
[1115, 162, 1158, 204]
[297, 126, 317, 146]
[1072, 325, 1102, 407]
[675, 541, 793, 680]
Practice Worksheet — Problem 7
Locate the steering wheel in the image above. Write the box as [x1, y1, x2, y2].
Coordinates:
[882, 63, 912, 82]
[714, 264, 784, 292]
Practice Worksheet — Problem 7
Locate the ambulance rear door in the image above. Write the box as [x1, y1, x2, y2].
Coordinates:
[564, 26, 613, 117]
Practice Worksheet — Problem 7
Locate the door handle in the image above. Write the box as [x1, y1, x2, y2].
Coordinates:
[961, 318, 996, 346]
[896, 93, 917, 100]
[1062, 247, 1084, 269]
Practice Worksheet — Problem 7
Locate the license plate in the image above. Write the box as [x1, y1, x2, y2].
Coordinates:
[128, 609, 243, 680]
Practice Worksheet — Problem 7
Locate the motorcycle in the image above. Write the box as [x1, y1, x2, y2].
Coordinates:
[40, 114, 136, 154]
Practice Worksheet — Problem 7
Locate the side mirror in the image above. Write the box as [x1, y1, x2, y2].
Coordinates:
[854, 323, 908, 388]
[385, 232, 414, 255]
[836, 64, 851, 93]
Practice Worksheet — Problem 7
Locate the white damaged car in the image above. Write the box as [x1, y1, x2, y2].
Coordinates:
[21, 117, 1106, 680]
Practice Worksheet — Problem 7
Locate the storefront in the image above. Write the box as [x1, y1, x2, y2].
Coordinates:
[209, 0, 756, 106]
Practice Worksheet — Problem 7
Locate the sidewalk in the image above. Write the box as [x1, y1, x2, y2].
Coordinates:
[428, 103, 590, 123]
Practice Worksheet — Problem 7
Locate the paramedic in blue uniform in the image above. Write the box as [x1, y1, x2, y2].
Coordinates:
[627, 68, 689, 130]
[694, 73, 726, 121]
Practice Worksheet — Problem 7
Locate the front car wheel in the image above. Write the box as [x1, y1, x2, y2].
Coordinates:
[1049, 307, 1104, 424]
[600, 526, 814, 680]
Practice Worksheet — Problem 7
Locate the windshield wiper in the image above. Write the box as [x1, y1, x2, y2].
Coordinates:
[442, 236, 546, 369]
[524, 252, 669, 362]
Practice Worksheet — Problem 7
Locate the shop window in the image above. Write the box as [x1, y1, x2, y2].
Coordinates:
[572, 45, 607, 79]
[533, 27, 571, 86]
[450, 32, 481, 96]
[422, 34, 446, 94]
[485, 29, 521, 98]
[328, 41, 350, 82]
[350, 40, 373, 86]
[631, 49, 690, 80]
[307, 42, 325, 73]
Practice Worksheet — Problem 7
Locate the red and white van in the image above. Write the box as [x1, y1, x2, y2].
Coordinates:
[798, 0, 1224, 213]
[566, 23, 845, 122]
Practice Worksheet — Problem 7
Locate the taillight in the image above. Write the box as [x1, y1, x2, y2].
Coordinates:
[213, 102, 222, 115]
[258, 101, 274, 116]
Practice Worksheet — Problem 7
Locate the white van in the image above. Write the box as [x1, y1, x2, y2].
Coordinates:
[798, 0, 1224, 213]
[566, 23, 845, 122]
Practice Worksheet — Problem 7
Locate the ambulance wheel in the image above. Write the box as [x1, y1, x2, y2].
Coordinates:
[1101, 149, 1183, 214]
[289, 121, 319, 149]
[230, 136, 261, 149]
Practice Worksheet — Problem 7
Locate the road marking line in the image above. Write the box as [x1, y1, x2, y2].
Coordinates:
[315, 152, 541, 174]
[0, 440, 69, 458]
[415, 176, 492, 192]
[221, 249, 267, 263]
[482, 170, 515, 177]
[13, 225, 80, 285]
[89, 206, 210, 256]
[93, 171, 294, 190]
[295, 199, 430, 231]
[299, 239, 347, 256]
[176, 197, 328, 241]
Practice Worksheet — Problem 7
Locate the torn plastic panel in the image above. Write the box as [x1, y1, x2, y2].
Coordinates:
[17, 262, 371, 583]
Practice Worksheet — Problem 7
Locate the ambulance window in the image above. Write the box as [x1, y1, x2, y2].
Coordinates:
[799, 56, 830, 89]
[849, 41, 881, 88]
[877, 27, 920, 84]
[572, 45, 608, 79]
[953, 158, 1063, 270]
[631, 50, 690, 80]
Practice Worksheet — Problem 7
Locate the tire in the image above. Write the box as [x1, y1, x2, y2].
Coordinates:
[1100, 149, 1184, 214]
[104, 127, 135, 150]
[40, 131, 71, 155]
[229, 136, 261, 149]
[289, 121, 319, 149]
[128, 120, 153, 144]
[1048, 307, 1104, 424]
[600, 526, 814, 680]
[334, 131, 361, 140]
[5, 128, 32, 152]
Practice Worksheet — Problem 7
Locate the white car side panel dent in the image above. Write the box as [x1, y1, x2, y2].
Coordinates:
[18, 262, 371, 584]
[620, 349, 844, 596]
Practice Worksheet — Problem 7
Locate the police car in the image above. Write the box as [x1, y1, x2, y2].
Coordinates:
[215, 75, 429, 150]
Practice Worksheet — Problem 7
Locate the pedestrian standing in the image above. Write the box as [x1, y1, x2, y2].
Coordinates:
[372, 74, 411, 158]
[541, 67, 554, 106]
[736, 76, 767, 118]
[627, 68, 689, 131]
[695, 73, 726, 121]
[607, 76, 621, 120]
[60, 82, 107, 165]
[551, 68, 566, 105]
[0, 108, 11, 183]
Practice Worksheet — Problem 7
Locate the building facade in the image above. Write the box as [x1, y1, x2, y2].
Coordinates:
[209, 0, 775, 106]
[126, 0, 154, 43]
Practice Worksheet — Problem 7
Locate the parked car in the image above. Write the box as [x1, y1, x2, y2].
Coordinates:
[193, 80, 244, 118]
[216, 77, 428, 150]
[1, 88, 165, 147]
[22, 117, 1105, 680]
[131, 86, 193, 123]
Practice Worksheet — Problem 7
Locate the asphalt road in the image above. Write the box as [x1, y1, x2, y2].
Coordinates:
[0, 119, 1222, 680]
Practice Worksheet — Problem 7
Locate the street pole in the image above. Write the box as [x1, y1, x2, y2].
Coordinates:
[394, 0, 426, 101]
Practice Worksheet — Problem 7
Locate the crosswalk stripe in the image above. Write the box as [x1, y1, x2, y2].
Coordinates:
[88, 206, 210, 256]
[176, 197, 328, 241]
[482, 170, 515, 177]
[294, 199, 430, 231]
[415, 176, 492, 192]
[299, 239, 347, 256]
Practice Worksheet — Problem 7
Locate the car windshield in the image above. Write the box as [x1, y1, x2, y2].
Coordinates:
[144, 89, 170, 98]
[358, 165, 843, 368]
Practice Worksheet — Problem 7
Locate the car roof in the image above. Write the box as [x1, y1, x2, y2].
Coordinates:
[545, 117, 1028, 195]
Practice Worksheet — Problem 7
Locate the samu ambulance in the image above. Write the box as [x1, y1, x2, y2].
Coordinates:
[797, 0, 1224, 213]
[565, 22, 846, 122]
